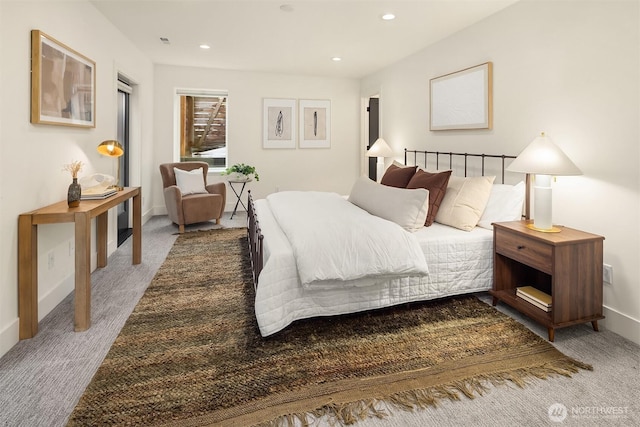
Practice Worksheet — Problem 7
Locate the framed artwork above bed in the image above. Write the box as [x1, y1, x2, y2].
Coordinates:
[299, 99, 331, 148]
[430, 62, 492, 131]
[263, 98, 296, 149]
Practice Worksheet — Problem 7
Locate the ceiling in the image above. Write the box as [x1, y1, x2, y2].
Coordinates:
[91, 0, 518, 79]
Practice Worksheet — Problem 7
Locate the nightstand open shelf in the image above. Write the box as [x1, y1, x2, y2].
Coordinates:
[490, 220, 605, 341]
[492, 288, 553, 324]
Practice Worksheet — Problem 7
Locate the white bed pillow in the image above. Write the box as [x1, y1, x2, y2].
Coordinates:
[435, 175, 495, 231]
[348, 176, 429, 232]
[477, 181, 526, 229]
[174, 167, 207, 195]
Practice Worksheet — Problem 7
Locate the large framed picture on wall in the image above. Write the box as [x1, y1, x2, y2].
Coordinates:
[430, 62, 492, 131]
[30, 30, 96, 128]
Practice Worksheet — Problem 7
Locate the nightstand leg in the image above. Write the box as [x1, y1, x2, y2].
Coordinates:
[548, 328, 555, 342]
[591, 320, 599, 332]
[492, 296, 498, 306]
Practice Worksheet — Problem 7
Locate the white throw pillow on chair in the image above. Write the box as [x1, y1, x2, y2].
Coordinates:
[174, 167, 207, 195]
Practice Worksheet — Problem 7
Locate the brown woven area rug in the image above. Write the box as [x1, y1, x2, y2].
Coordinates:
[67, 228, 591, 427]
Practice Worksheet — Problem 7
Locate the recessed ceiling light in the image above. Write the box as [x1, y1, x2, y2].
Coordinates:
[199, 44, 211, 49]
[331, 57, 342, 62]
[381, 13, 395, 21]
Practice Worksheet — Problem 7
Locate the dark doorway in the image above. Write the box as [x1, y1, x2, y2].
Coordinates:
[117, 79, 132, 247]
[367, 97, 379, 181]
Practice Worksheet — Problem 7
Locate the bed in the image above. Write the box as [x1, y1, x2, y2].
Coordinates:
[247, 150, 529, 337]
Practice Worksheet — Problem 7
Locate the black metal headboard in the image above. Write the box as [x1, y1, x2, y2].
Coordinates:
[403, 149, 530, 219]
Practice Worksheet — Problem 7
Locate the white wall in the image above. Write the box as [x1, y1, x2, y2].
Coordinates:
[152, 65, 360, 214]
[0, 0, 154, 358]
[361, 0, 640, 344]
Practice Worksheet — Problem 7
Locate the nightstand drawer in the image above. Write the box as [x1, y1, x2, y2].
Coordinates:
[495, 229, 552, 274]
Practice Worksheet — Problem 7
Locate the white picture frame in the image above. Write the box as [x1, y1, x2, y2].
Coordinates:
[263, 98, 296, 149]
[430, 62, 493, 131]
[299, 99, 331, 148]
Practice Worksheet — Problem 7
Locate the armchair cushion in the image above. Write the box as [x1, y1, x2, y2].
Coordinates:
[182, 193, 224, 225]
[174, 167, 207, 195]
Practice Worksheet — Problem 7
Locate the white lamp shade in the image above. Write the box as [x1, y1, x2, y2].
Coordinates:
[507, 133, 582, 176]
[366, 138, 394, 158]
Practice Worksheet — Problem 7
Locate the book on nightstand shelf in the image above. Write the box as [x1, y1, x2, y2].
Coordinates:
[516, 286, 552, 312]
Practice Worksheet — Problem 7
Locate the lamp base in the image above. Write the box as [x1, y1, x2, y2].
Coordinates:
[376, 157, 385, 183]
[525, 223, 562, 233]
[530, 174, 560, 232]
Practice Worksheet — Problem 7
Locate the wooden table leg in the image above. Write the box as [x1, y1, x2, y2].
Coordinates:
[96, 211, 108, 268]
[548, 328, 555, 342]
[591, 320, 599, 332]
[18, 215, 38, 339]
[132, 190, 142, 265]
[74, 212, 92, 331]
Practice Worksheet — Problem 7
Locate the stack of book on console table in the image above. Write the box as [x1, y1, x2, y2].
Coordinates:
[516, 286, 552, 312]
[80, 187, 117, 200]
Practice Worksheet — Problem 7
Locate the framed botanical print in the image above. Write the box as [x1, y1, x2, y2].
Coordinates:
[263, 98, 296, 149]
[299, 99, 330, 148]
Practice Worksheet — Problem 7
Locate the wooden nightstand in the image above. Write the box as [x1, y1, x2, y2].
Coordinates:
[490, 220, 605, 341]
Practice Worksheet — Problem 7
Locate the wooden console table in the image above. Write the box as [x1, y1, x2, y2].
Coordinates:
[18, 187, 142, 339]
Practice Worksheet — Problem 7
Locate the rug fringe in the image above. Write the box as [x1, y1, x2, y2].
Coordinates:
[256, 357, 591, 427]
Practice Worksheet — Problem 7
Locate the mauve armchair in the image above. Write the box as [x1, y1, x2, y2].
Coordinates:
[159, 162, 226, 233]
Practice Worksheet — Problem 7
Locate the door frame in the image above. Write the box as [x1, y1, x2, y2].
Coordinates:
[360, 89, 381, 177]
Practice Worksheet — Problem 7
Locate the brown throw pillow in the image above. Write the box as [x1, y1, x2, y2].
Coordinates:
[380, 164, 417, 188]
[406, 169, 452, 226]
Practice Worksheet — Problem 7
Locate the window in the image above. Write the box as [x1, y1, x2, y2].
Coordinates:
[177, 89, 227, 169]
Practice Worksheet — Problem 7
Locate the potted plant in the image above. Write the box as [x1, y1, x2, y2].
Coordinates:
[221, 163, 260, 182]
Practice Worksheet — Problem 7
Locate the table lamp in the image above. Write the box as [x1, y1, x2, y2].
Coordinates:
[366, 138, 394, 182]
[507, 132, 582, 232]
[97, 140, 125, 191]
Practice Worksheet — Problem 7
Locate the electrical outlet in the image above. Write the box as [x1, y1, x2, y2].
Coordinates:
[48, 252, 55, 270]
[603, 263, 613, 284]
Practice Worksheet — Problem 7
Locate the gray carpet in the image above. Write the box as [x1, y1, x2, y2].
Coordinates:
[0, 214, 638, 427]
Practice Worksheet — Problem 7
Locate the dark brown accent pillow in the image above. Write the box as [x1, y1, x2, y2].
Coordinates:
[406, 169, 452, 226]
[380, 164, 417, 188]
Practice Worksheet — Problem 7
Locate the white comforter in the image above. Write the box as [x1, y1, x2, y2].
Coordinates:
[254, 199, 494, 336]
[266, 191, 429, 289]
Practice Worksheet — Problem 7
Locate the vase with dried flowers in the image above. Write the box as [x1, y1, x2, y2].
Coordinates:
[63, 160, 84, 207]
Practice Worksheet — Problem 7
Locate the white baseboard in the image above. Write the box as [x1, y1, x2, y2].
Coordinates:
[153, 205, 168, 216]
[602, 304, 640, 346]
[38, 275, 75, 320]
[0, 275, 74, 359]
[0, 318, 19, 359]
[142, 208, 154, 225]
[0, 274, 76, 359]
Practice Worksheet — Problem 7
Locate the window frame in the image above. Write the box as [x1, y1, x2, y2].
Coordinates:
[174, 88, 228, 173]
